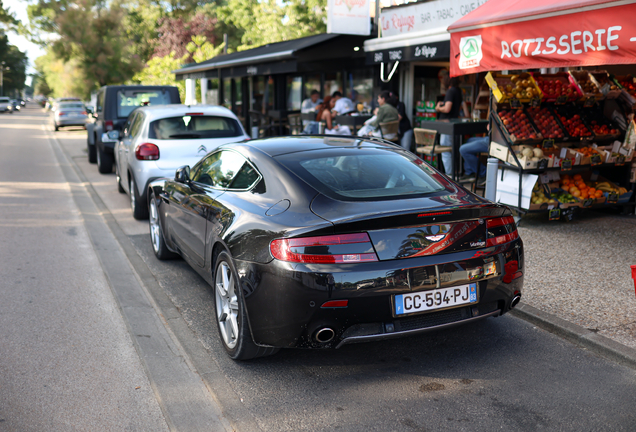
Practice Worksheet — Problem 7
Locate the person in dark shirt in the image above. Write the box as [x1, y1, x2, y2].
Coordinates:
[389, 92, 413, 151]
[435, 75, 463, 175]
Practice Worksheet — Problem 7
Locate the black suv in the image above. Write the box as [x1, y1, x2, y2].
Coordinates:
[87, 85, 181, 173]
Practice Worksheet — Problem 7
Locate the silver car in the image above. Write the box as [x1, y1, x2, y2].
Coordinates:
[52, 102, 89, 131]
[114, 105, 250, 219]
[0, 97, 11, 113]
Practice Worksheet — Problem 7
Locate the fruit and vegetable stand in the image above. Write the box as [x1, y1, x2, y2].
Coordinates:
[484, 69, 636, 219]
[446, 0, 636, 220]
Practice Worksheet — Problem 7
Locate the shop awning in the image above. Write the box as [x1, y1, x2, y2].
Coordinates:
[363, 30, 450, 65]
[173, 33, 340, 80]
[448, 0, 636, 76]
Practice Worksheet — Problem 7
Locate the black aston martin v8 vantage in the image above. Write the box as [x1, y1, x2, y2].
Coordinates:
[147, 136, 523, 360]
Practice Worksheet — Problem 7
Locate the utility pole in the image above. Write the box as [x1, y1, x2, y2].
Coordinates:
[0, 62, 9, 97]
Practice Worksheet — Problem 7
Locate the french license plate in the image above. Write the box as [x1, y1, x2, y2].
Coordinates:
[394, 283, 478, 316]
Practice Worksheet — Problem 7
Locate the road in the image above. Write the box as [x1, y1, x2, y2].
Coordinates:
[2, 107, 636, 431]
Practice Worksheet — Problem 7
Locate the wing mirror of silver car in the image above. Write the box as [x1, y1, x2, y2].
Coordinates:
[175, 165, 191, 183]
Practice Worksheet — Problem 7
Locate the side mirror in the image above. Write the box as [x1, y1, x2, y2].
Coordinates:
[175, 165, 191, 183]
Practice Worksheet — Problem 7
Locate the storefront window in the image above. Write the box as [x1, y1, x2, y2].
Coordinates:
[233, 78, 243, 118]
[304, 74, 321, 99]
[346, 69, 374, 111]
[264, 76, 275, 113]
[207, 78, 219, 106]
[222, 78, 232, 109]
[286, 76, 302, 111]
[252, 76, 275, 114]
[324, 72, 342, 98]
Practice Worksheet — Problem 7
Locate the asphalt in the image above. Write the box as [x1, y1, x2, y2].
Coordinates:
[8, 106, 636, 431]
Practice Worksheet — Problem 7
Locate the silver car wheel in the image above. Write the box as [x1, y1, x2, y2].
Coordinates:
[149, 198, 161, 253]
[215, 262, 240, 349]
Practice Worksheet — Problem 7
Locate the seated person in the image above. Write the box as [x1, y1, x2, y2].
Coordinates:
[317, 96, 351, 135]
[459, 136, 489, 184]
[357, 91, 399, 140]
[301, 90, 322, 113]
[331, 91, 355, 115]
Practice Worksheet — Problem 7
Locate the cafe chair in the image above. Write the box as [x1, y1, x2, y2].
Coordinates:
[287, 113, 302, 135]
[414, 128, 451, 169]
[379, 120, 400, 142]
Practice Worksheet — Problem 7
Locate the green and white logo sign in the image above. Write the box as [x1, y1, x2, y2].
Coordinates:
[459, 35, 483, 70]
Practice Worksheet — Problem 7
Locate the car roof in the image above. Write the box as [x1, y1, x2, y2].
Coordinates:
[133, 104, 240, 122]
[226, 136, 402, 157]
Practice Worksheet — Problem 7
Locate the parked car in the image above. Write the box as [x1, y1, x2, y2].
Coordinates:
[86, 85, 181, 174]
[146, 136, 524, 360]
[52, 101, 89, 131]
[10, 100, 21, 112]
[115, 105, 249, 219]
[0, 97, 12, 113]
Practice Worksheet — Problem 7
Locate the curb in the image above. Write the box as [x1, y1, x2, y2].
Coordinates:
[511, 302, 636, 370]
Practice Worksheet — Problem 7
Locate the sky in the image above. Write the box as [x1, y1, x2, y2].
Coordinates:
[4, 0, 45, 79]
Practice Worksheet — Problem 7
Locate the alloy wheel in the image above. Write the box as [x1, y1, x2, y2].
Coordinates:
[149, 198, 161, 253]
[215, 262, 240, 349]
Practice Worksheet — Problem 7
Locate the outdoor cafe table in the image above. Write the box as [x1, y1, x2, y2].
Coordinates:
[420, 119, 489, 181]
[334, 114, 372, 133]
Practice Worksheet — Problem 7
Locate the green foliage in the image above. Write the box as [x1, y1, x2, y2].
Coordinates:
[217, 0, 326, 51]
[131, 50, 187, 101]
[0, 32, 27, 96]
[34, 47, 93, 98]
[186, 35, 224, 63]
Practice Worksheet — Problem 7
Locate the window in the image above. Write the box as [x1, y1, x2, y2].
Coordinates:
[58, 103, 85, 110]
[123, 112, 136, 137]
[129, 113, 144, 138]
[324, 72, 342, 98]
[117, 90, 171, 118]
[286, 76, 302, 111]
[229, 163, 260, 190]
[96, 90, 104, 113]
[279, 148, 444, 200]
[223, 79, 232, 109]
[233, 79, 243, 117]
[347, 69, 374, 110]
[191, 151, 249, 188]
[148, 115, 242, 140]
[304, 74, 321, 100]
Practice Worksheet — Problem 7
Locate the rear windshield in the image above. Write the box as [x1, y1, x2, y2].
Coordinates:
[117, 90, 171, 118]
[58, 103, 84, 109]
[280, 148, 445, 200]
[0, 98, 9, 102]
[148, 115, 243, 140]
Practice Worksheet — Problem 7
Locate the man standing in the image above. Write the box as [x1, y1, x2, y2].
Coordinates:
[331, 91, 355, 115]
[435, 75, 463, 176]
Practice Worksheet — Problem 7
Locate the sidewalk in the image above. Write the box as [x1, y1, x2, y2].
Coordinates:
[517, 210, 636, 350]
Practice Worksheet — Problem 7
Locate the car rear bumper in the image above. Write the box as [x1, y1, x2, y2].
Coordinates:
[234, 238, 524, 349]
[56, 117, 89, 126]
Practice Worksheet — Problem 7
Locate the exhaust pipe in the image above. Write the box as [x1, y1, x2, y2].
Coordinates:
[510, 294, 521, 309]
[314, 327, 335, 343]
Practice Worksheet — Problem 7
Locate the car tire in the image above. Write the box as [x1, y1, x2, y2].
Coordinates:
[149, 193, 179, 260]
[97, 145, 113, 174]
[130, 176, 149, 220]
[87, 136, 97, 163]
[214, 251, 279, 361]
[115, 163, 125, 193]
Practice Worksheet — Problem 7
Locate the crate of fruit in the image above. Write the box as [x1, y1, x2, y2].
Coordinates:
[568, 71, 604, 103]
[485, 72, 543, 104]
[554, 106, 595, 140]
[525, 106, 570, 142]
[614, 75, 636, 99]
[588, 71, 621, 99]
[495, 108, 543, 144]
[531, 72, 581, 103]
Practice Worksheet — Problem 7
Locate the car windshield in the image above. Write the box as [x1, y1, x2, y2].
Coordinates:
[58, 103, 84, 109]
[280, 148, 445, 200]
[117, 90, 171, 118]
[0, 98, 9, 103]
[148, 115, 242, 140]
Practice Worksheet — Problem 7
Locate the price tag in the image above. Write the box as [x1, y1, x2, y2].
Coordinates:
[549, 208, 561, 220]
[531, 98, 541, 107]
[584, 97, 596, 107]
[583, 198, 594, 207]
[509, 98, 521, 108]
[607, 192, 619, 203]
[615, 155, 626, 166]
[561, 159, 573, 171]
[590, 154, 602, 166]
[555, 95, 568, 105]
[537, 159, 548, 170]
[542, 139, 554, 149]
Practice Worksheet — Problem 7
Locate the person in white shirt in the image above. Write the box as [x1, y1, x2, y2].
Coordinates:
[301, 90, 322, 113]
[331, 91, 355, 115]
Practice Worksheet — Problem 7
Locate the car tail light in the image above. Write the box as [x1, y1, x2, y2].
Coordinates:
[59, 112, 66, 116]
[270, 233, 378, 264]
[81, 111, 87, 115]
[321, 300, 348, 308]
[105, 120, 114, 131]
[502, 260, 523, 283]
[485, 216, 519, 247]
[186, 112, 204, 116]
[135, 143, 160, 160]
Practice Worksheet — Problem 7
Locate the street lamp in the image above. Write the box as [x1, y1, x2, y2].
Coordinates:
[0, 62, 9, 97]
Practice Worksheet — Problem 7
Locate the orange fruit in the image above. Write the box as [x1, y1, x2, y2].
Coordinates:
[569, 186, 579, 194]
[595, 190, 604, 198]
[573, 174, 582, 180]
[572, 190, 581, 198]
[588, 188, 596, 195]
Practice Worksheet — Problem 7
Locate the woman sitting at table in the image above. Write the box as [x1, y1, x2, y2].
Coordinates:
[317, 96, 351, 135]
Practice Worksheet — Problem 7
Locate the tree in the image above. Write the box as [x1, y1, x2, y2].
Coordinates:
[131, 51, 186, 101]
[0, 32, 27, 96]
[217, 0, 326, 51]
[34, 48, 94, 98]
[27, 0, 143, 89]
[153, 12, 219, 62]
[0, 0, 18, 26]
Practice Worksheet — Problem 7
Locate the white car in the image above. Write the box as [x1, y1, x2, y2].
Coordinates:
[0, 97, 12, 113]
[114, 105, 250, 219]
